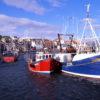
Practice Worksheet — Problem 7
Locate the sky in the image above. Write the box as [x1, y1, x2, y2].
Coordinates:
[0, 0, 100, 39]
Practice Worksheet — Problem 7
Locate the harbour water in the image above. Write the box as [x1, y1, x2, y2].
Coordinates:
[0, 54, 100, 100]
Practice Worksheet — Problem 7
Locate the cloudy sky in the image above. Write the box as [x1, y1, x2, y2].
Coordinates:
[0, 0, 100, 39]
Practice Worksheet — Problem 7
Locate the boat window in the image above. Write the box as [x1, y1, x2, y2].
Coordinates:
[46, 55, 48, 59]
[3, 53, 13, 56]
[43, 55, 45, 59]
[52, 55, 54, 58]
[32, 58, 35, 61]
[49, 55, 51, 58]
[39, 56, 41, 59]
[36, 55, 40, 59]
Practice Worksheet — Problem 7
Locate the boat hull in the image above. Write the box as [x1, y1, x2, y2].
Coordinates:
[72, 53, 100, 65]
[62, 53, 100, 78]
[28, 58, 62, 74]
[3, 56, 17, 63]
[62, 61, 100, 79]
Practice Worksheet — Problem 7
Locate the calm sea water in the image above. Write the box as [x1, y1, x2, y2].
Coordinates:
[0, 54, 100, 100]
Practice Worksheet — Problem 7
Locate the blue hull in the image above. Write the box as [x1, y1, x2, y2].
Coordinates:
[62, 54, 100, 78]
[72, 55, 100, 65]
[62, 62, 100, 75]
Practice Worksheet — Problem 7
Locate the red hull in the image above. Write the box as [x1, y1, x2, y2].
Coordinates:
[3, 56, 17, 63]
[28, 58, 62, 74]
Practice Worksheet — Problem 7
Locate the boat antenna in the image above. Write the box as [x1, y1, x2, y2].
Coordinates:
[86, 3, 90, 18]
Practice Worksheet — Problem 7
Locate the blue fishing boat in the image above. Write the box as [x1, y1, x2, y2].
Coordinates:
[73, 4, 100, 65]
[62, 4, 100, 78]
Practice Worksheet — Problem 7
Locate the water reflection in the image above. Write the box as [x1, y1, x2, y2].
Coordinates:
[0, 54, 100, 100]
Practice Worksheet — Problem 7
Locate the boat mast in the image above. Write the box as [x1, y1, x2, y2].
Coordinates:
[77, 4, 100, 53]
[58, 33, 74, 52]
[58, 33, 62, 52]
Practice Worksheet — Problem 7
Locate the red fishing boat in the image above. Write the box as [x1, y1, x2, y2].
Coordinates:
[2, 51, 18, 63]
[28, 51, 62, 74]
[27, 33, 76, 74]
